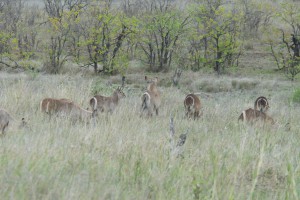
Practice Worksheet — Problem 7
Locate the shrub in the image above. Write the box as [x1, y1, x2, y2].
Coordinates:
[91, 80, 112, 96]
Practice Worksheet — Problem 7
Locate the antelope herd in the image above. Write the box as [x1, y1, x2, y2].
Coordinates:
[0, 75, 279, 135]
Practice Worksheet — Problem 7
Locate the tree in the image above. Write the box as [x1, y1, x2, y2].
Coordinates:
[136, 0, 190, 72]
[265, 3, 300, 81]
[190, 0, 242, 74]
[78, 0, 137, 74]
[240, 0, 274, 38]
[43, 0, 88, 73]
[0, 0, 24, 69]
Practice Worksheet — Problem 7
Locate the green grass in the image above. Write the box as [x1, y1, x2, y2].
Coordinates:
[292, 88, 300, 104]
[0, 72, 300, 199]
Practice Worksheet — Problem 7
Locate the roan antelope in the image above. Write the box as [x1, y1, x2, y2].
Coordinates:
[254, 96, 269, 113]
[141, 76, 161, 117]
[238, 108, 275, 125]
[184, 93, 202, 120]
[0, 109, 27, 135]
[89, 87, 126, 114]
[40, 98, 94, 121]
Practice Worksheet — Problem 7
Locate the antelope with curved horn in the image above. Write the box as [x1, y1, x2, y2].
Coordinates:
[254, 96, 269, 113]
[0, 109, 28, 135]
[184, 93, 202, 120]
[238, 108, 275, 125]
[141, 76, 161, 117]
[89, 87, 126, 115]
[40, 98, 94, 121]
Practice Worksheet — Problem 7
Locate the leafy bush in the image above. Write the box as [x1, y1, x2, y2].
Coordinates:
[91, 80, 112, 96]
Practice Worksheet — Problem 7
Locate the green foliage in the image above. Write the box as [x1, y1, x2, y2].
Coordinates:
[90, 79, 118, 96]
[0, 32, 12, 54]
[77, 2, 138, 74]
[264, 2, 300, 81]
[138, 8, 190, 72]
[188, 1, 243, 73]
[292, 88, 300, 103]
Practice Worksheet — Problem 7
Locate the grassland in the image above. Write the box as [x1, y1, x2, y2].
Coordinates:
[0, 66, 300, 200]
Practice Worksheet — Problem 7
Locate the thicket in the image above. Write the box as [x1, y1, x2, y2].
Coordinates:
[0, 0, 299, 79]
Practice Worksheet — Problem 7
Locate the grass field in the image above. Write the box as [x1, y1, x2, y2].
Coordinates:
[0, 70, 300, 199]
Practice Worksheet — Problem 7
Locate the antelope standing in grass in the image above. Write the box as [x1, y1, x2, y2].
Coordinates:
[238, 108, 275, 125]
[0, 109, 27, 135]
[184, 93, 202, 120]
[254, 96, 269, 113]
[89, 87, 126, 115]
[141, 76, 161, 117]
[40, 98, 94, 121]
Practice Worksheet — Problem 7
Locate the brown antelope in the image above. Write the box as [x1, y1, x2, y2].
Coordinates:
[254, 96, 269, 113]
[184, 93, 202, 120]
[89, 87, 126, 114]
[141, 76, 161, 117]
[0, 109, 27, 134]
[238, 108, 275, 125]
[40, 98, 94, 121]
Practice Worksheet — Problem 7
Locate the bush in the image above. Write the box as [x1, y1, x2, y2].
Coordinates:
[292, 88, 300, 103]
[91, 80, 112, 96]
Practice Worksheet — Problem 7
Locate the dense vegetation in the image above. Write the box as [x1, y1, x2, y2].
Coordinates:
[0, 0, 299, 79]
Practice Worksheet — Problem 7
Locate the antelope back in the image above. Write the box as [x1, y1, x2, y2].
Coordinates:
[254, 96, 269, 112]
[114, 87, 126, 99]
[184, 94, 201, 110]
[40, 98, 73, 114]
[145, 76, 161, 107]
[140, 76, 161, 117]
[41, 98, 93, 120]
[238, 108, 274, 125]
[184, 94, 202, 119]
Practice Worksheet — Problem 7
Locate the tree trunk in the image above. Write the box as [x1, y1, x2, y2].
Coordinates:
[93, 62, 98, 73]
[214, 37, 221, 75]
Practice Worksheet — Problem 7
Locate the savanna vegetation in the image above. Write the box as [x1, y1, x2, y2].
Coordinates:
[1, 0, 300, 199]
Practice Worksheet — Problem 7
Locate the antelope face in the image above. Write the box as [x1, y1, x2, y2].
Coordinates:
[146, 76, 158, 84]
[116, 87, 126, 99]
[145, 76, 158, 89]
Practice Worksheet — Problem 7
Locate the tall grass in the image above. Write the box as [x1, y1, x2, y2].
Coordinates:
[0, 72, 299, 199]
